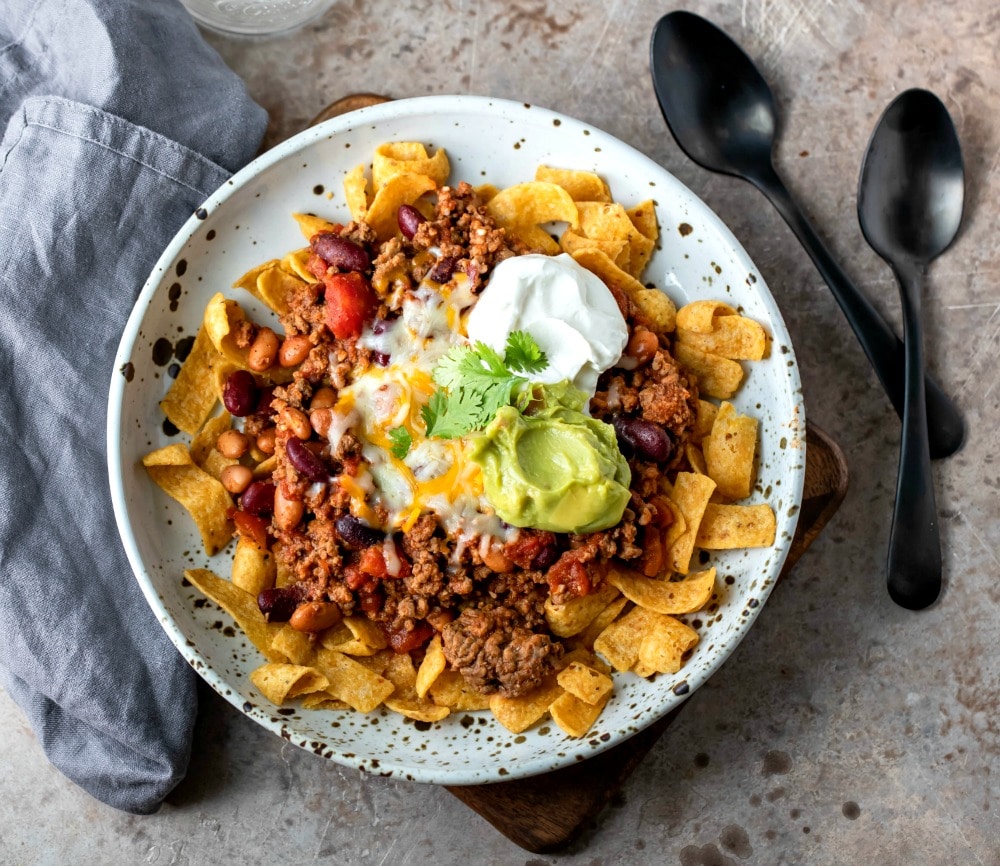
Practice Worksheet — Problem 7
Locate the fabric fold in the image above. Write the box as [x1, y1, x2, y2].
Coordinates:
[0, 0, 268, 814]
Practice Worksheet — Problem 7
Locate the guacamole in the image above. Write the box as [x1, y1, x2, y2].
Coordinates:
[469, 382, 631, 534]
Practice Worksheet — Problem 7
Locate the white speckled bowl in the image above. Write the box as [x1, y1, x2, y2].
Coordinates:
[108, 96, 805, 784]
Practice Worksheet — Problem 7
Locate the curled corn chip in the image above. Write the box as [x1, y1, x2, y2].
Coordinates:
[489, 675, 564, 734]
[535, 165, 611, 202]
[293, 212, 339, 240]
[373, 142, 449, 191]
[486, 181, 579, 250]
[185, 568, 284, 661]
[550, 689, 610, 738]
[427, 669, 491, 711]
[633, 616, 700, 678]
[312, 647, 394, 713]
[696, 503, 777, 549]
[607, 567, 716, 615]
[556, 661, 614, 706]
[365, 172, 437, 241]
[159, 326, 225, 436]
[231, 535, 277, 596]
[544, 580, 620, 638]
[343, 164, 369, 221]
[676, 300, 739, 333]
[666, 472, 717, 574]
[704, 402, 758, 499]
[673, 342, 744, 400]
[570, 248, 676, 333]
[144, 446, 233, 555]
[415, 635, 447, 699]
[250, 663, 329, 705]
[270, 623, 315, 665]
[678, 315, 768, 360]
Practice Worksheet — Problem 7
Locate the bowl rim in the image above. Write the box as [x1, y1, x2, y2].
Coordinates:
[107, 93, 806, 784]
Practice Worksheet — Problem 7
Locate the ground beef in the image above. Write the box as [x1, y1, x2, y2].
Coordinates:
[441, 607, 562, 697]
[638, 348, 698, 431]
[244, 176, 706, 700]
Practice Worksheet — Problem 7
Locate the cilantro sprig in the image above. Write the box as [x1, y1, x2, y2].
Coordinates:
[387, 426, 413, 459]
[421, 331, 548, 439]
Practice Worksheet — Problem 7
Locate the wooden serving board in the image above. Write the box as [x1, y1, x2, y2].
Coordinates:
[445, 421, 848, 852]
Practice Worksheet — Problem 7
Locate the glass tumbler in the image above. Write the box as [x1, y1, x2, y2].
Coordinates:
[179, 0, 337, 36]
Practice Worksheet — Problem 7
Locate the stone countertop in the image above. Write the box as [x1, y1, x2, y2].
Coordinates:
[3, 1, 998, 864]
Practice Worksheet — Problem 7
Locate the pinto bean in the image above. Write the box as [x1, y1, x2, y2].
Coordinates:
[216, 429, 249, 459]
[278, 334, 311, 367]
[247, 327, 280, 371]
[289, 600, 342, 633]
[281, 406, 312, 440]
[274, 486, 305, 531]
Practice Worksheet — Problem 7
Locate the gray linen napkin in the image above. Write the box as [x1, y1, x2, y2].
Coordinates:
[0, 0, 267, 813]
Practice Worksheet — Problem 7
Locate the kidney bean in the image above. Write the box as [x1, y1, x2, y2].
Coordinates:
[428, 255, 458, 283]
[254, 384, 277, 419]
[312, 232, 370, 271]
[335, 513, 384, 548]
[241, 480, 275, 517]
[373, 351, 390, 367]
[397, 204, 426, 239]
[257, 585, 305, 622]
[222, 370, 259, 417]
[247, 327, 280, 371]
[612, 415, 672, 463]
[371, 317, 392, 335]
[286, 437, 328, 482]
[532, 542, 561, 571]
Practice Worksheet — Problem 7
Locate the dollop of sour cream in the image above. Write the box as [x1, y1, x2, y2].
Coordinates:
[465, 253, 628, 398]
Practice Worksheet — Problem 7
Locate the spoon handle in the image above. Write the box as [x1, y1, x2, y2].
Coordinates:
[750, 164, 964, 459]
[886, 261, 941, 609]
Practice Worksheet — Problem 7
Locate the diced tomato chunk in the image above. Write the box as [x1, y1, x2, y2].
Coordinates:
[232, 510, 270, 549]
[547, 555, 592, 599]
[323, 271, 375, 340]
[305, 252, 330, 282]
[356, 584, 384, 615]
[343, 565, 371, 591]
[386, 622, 434, 654]
[358, 546, 389, 579]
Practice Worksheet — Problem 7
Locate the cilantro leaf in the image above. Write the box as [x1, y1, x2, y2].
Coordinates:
[422, 332, 550, 439]
[387, 426, 413, 459]
[504, 330, 548, 374]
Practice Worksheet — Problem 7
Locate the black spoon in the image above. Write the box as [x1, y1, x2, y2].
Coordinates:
[857, 89, 963, 609]
[649, 11, 965, 459]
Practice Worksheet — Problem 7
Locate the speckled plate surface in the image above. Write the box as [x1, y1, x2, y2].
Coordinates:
[108, 95, 806, 785]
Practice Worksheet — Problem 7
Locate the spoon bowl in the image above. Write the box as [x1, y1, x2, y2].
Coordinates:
[649, 11, 965, 459]
[649, 11, 776, 178]
[858, 90, 964, 266]
[857, 88, 964, 610]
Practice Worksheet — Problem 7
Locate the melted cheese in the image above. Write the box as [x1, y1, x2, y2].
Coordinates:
[338, 270, 496, 540]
